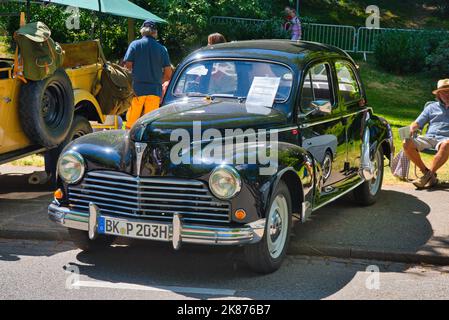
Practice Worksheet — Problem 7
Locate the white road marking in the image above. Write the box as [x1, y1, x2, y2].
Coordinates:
[72, 280, 236, 296]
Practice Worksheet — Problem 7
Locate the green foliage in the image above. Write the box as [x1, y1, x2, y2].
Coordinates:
[373, 31, 439, 74]
[426, 40, 449, 74]
[210, 18, 289, 42]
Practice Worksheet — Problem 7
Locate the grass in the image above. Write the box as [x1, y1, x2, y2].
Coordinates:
[10, 155, 45, 167]
[358, 58, 449, 184]
[302, 0, 449, 30]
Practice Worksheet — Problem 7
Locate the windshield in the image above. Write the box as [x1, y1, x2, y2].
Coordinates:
[173, 60, 294, 102]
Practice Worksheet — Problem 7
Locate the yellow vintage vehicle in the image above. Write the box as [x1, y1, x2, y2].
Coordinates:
[0, 38, 128, 176]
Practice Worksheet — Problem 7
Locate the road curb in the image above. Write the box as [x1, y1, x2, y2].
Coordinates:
[288, 243, 449, 266]
[2, 228, 449, 266]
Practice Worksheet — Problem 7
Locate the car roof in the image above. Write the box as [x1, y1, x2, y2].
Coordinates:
[184, 40, 353, 68]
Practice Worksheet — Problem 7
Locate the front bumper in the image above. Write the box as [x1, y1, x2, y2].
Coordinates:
[48, 203, 265, 248]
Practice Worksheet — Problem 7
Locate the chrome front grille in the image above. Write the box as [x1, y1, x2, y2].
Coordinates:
[68, 171, 231, 225]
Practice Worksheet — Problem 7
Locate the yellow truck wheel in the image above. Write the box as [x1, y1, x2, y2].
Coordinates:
[44, 115, 93, 183]
[19, 68, 74, 148]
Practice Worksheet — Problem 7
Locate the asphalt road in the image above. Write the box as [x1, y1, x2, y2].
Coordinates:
[1, 238, 449, 300]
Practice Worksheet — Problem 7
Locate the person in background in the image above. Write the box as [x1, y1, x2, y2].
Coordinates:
[124, 20, 173, 129]
[161, 64, 175, 100]
[208, 33, 227, 46]
[403, 79, 449, 188]
[285, 6, 302, 41]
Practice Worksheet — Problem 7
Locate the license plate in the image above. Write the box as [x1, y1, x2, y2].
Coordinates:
[98, 216, 171, 241]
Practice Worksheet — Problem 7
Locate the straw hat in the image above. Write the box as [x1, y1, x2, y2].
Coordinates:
[433, 79, 449, 95]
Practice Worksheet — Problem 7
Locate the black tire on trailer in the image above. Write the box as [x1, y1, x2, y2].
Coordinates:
[19, 68, 74, 148]
[68, 229, 115, 252]
[45, 116, 93, 183]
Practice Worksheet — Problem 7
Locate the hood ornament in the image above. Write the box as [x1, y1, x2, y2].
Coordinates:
[135, 142, 147, 176]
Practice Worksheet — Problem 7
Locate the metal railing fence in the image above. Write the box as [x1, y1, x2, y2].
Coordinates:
[302, 23, 357, 52]
[209, 16, 449, 57]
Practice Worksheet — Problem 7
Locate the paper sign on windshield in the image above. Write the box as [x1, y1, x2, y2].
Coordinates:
[246, 77, 281, 109]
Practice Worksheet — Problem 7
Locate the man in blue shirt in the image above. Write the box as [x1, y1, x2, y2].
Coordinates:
[403, 79, 449, 188]
[124, 20, 173, 129]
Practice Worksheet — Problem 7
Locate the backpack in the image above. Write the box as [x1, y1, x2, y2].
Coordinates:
[14, 22, 65, 81]
[95, 41, 134, 115]
[390, 150, 411, 181]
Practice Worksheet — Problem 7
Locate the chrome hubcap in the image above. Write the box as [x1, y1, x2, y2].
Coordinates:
[369, 150, 382, 195]
[267, 195, 288, 259]
[322, 153, 332, 181]
[270, 211, 283, 242]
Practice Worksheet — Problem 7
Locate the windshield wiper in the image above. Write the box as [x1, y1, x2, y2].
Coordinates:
[207, 94, 247, 103]
[184, 93, 208, 98]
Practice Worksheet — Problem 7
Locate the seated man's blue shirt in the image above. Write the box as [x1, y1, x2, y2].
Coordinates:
[124, 36, 170, 97]
[416, 101, 449, 140]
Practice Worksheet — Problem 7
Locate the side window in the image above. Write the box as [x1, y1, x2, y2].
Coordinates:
[335, 61, 362, 103]
[300, 63, 333, 113]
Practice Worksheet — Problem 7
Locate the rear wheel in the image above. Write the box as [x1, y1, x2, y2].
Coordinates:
[68, 229, 115, 252]
[322, 150, 333, 182]
[354, 148, 384, 206]
[244, 181, 292, 274]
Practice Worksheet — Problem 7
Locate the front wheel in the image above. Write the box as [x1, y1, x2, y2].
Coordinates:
[354, 148, 384, 206]
[244, 181, 292, 274]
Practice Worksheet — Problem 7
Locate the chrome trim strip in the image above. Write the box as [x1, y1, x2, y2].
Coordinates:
[134, 143, 147, 177]
[299, 109, 371, 129]
[88, 203, 99, 240]
[48, 204, 265, 246]
[312, 179, 364, 212]
[70, 188, 214, 200]
[172, 213, 182, 250]
[81, 182, 207, 193]
[72, 199, 227, 212]
[299, 117, 340, 128]
[88, 171, 204, 186]
[69, 193, 229, 209]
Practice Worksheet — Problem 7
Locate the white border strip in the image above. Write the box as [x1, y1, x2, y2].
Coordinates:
[72, 280, 236, 296]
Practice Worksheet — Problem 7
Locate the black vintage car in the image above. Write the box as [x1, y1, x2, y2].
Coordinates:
[49, 40, 394, 273]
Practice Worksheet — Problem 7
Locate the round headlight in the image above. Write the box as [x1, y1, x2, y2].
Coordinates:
[209, 165, 241, 200]
[58, 151, 85, 184]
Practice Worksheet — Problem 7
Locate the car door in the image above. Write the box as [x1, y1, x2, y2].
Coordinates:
[298, 61, 347, 193]
[334, 60, 367, 174]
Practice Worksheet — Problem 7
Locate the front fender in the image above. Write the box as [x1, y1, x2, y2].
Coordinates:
[73, 89, 105, 123]
[365, 112, 394, 161]
[234, 141, 315, 222]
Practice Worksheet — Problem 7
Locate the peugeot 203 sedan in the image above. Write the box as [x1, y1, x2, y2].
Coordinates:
[49, 40, 394, 274]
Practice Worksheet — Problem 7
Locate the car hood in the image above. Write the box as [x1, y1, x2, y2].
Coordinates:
[129, 98, 288, 143]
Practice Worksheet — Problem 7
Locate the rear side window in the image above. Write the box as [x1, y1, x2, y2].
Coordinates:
[335, 61, 362, 103]
[300, 63, 334, 113]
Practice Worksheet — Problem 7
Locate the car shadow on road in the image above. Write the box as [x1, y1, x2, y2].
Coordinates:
[61, 189, 432, 299]
[0, 172, 53, 199]
[293, 189, 432, 255]
[0, 239, 74, 262]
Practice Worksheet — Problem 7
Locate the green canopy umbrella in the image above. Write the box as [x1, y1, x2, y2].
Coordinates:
[26, 0, 166, 22]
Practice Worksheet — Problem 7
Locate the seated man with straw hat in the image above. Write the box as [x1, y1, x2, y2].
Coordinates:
[403, 79, 449, 188]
